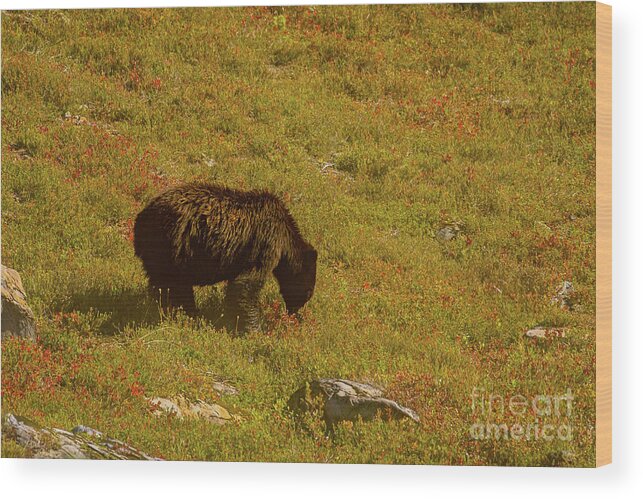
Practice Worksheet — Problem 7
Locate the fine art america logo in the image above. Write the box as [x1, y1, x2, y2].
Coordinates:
[469, 387, 574, 442]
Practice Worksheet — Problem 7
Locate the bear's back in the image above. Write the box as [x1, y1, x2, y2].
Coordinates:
[135, 182, 299, 285]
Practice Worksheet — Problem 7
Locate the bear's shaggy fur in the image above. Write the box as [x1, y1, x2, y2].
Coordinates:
[133, 182, 317, 333]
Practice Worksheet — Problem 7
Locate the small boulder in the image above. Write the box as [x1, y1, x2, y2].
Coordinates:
[1, 265, 37, 340]
[288, 378, 419, 429]
[551, 281, 576, 310]
[436, 224, 462, 242]
[212, 380, 238, 396]
[525, 327, 567, 339]
[2, 413, 160, 460]
[148, 395, 233, 424]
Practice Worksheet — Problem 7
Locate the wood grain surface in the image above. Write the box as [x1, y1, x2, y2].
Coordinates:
[596, 1, 612, 468]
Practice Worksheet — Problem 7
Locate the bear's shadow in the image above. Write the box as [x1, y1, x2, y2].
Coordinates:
[56, 286, 229, 335]
[50, 288, 159, 335]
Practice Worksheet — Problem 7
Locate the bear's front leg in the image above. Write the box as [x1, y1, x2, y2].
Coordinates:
[224, 270, 265, 334]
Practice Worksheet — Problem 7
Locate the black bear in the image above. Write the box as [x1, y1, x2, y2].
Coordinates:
[133, 182, 317, 333]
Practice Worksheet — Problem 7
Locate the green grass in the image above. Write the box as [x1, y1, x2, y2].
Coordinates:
[1, 4, 596, 466]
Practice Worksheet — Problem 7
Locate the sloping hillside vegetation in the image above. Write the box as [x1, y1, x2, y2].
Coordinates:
[1, 4, 596, 465]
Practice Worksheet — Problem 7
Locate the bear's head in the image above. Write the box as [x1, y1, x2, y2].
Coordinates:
[279, 246, 317, 316]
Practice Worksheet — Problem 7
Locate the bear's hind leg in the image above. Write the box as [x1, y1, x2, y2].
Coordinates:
[224, 270, 265, 334]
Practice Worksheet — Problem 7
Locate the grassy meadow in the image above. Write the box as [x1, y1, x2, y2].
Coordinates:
[1, 4, 597, 465]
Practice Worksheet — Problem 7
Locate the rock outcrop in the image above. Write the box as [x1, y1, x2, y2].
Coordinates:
[1, 265, 37, 340]
[2, 413, 160, 460]
[288, 378, 419, 429]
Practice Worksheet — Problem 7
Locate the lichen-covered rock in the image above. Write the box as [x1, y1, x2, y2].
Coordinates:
[2, 414, 160, 460]
[148, 395, 233, 424]
[288, 379, 419, 428]
[1, 265, 37, 340]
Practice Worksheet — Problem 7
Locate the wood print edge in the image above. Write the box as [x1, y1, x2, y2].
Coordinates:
[595, 0, 612, 468]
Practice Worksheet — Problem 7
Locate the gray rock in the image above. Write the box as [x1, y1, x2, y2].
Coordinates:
[288, 378, 419, 429]
[2, 413, 160, 460]
[148, 395, 233, 424]
[212, 380, 239, 396]
[71, 425, 104, 438]
[436, 224, 461, 242]
[525, 327, 567, 339]
[551, 281, 576, 310]
[1, 265, 37, 340]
